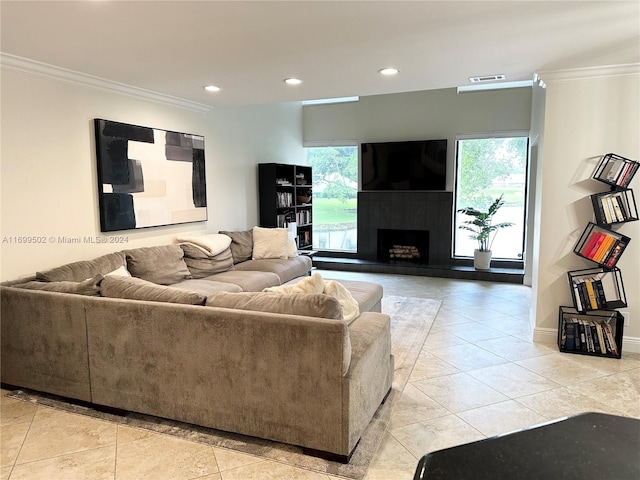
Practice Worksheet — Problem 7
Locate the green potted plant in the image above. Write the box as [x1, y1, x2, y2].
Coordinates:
[457, 194, 514, 270]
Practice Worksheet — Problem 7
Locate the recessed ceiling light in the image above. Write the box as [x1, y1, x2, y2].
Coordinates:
[378, 68, 399, 76]
[203, 85, 220, 92]
[284, 78, 303, 85]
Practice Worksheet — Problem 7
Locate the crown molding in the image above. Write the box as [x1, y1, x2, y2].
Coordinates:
[537, 63, 640, 84]
[0, 53, 211, 113]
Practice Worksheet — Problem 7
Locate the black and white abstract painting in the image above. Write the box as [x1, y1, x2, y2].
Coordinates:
[95, 119, 207, 232]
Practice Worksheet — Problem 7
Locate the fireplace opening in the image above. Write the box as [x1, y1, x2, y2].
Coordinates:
[377, 229, 429, 265]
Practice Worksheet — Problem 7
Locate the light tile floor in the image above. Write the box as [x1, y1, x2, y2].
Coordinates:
[1, 271, 638, 480]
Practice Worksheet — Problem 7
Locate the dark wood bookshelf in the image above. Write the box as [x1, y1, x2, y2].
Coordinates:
[258, 163, 313, 250]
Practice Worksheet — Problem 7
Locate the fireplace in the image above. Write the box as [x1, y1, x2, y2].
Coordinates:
[377, 229, 429, 264]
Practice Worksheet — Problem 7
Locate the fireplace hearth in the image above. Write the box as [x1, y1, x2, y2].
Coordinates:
[377, 229, 429, 264]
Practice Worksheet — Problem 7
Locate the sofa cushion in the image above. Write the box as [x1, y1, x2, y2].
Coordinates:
[36, 252, 126, 282]
[13, 274, 104, 296]
[202, 270, 280, 292]
[218, 230, 253, 264]
[124, 245, 191, 285]
[205, 291, 343, 320]
[252, 226, 288, 260]
[234, 256, 312, 284]
[170, 278, 243, 296]
[179, 243, 235, 278]
[101, 276, 206, 305]
[328, 279, 383, 314]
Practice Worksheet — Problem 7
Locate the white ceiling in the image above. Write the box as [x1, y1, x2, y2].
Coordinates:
[1, 1, 639, 107]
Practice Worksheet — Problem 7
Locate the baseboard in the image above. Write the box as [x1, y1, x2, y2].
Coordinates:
[533, 327, 640, 354]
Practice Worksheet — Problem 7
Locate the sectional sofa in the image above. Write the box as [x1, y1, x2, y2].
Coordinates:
[0, 229, 394, 460]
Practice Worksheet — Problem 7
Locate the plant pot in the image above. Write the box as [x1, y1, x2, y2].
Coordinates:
[474, 249, 492, 270]
[297, 195, 312, 204]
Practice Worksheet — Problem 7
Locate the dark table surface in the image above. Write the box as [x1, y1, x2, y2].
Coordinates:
[413, 412, 640, 480]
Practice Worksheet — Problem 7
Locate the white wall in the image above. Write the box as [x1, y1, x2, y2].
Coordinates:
[303, 87, 532, 192]
[0, 67, 304, 280]
[533, 67, 640, 351]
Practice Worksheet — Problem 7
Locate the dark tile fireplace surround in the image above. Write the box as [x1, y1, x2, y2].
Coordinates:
[313, 191, 524, 283]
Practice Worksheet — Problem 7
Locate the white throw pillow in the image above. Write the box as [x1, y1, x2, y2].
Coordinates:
[287, 237, 298, 258]
[105, 264, 132, 277]
[252, 227, 289, 260]
[176, 233, 232, 256]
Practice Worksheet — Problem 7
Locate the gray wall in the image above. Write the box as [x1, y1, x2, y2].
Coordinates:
[303, 87, 532, 191]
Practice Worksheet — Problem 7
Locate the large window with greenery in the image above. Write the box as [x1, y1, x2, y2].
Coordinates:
[304, 146, 358, 252]
[454, 136, 528, 260]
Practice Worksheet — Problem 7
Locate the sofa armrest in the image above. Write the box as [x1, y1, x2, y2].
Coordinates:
[0, 287, 92, 401]
[342, 311, 393, 455]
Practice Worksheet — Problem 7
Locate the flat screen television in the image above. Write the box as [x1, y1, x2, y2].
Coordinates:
[361, 139, 447, 191]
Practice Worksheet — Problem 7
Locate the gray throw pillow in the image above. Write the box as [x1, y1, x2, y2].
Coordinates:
[179, 243, 235, 278]
[14, 274, 104, 296]
[124, 245, 191, 285]
[36, 252, 126, 282]
[100, 276, 206, 305]
[206, 291, 343, 320]
[218, 230, 253, 264]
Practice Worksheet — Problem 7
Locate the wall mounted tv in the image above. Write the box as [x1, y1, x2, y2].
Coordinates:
[361, 139, 447, 191]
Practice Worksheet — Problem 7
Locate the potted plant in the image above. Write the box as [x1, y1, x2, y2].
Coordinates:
[457, 194, 514, 270]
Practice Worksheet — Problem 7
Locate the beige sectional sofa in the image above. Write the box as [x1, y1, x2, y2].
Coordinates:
[1, 230, 393, 460]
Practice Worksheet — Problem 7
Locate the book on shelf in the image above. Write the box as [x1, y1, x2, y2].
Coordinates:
[583, 280, 598, 310]
[580, 232, 606, 258]
[605, 159, 627, 183]
[563, 317, 618, 356]
[276, 191, 293, 208]
[590, 323, 601, 353]
[592, 235, 615, 263]
[578, 321, 587, 352]
[619, 162, 639, 187]
[602, 323, 618, 356]
[604, 240, 627, 268]
[610, 196, 625, 222]
[600, 196, 614, 224]
[571, 274, 616, 311]
[565, 321, 576, 350]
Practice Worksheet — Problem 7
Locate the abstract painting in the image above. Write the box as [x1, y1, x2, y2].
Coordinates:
[95, 119, 207, 232]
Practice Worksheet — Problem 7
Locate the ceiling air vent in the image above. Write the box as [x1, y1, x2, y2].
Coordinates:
[469, 74, 506, 83]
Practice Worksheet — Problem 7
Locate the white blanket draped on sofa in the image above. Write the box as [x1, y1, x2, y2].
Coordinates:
[264, 273, 360, 322]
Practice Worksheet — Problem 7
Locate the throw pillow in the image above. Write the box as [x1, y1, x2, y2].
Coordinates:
[14, 274, 104, 296]
[175, 233, 232, 256]
[287, 237, 298, 258]
[105, 264, 132, 277]
[100, 276, 206, 305]
[252, 226, 288, 260]
[36, 252, 126, 282]
[124, 245, 191, 285]
[179, 243, 235, 278]
[218, 230, 253, 263]
[205, 291, 343, 320]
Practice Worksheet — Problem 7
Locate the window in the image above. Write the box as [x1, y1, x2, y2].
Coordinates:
[304, 146, 358, 252]
[454, 136, 528, 260]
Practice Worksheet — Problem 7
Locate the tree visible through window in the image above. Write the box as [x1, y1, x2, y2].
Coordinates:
[304, 146, 358, 252]
[454, 136, 528, 260]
